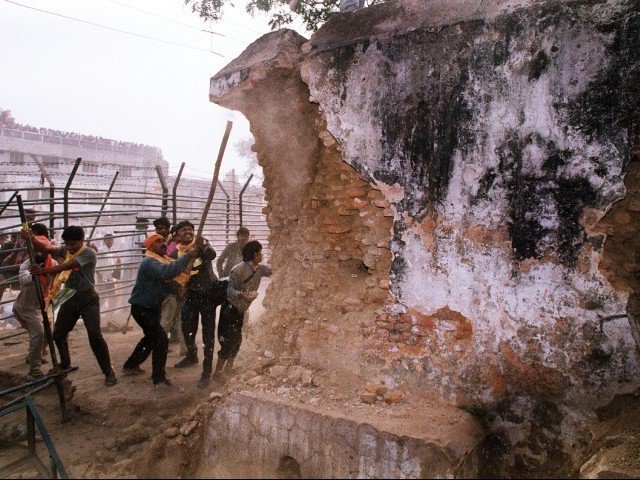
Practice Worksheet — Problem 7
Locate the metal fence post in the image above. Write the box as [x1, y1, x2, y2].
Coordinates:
[172, 162, 185, 226]
[155, 165, 169, 218]
[238, 174, 254, 228]
[87, 171, 119, 241]
[63, 158, 81, 229]
[218, 181, 230, 245]
[0, 191, 18, 217]
[30, 154, 55, 238]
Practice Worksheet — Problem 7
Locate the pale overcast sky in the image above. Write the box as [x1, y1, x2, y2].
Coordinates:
[0, 0, 308, 180]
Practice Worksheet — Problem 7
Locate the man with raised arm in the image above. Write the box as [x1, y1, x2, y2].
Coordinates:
[170, 221, 222, 389]
[122, 233, 201, 388]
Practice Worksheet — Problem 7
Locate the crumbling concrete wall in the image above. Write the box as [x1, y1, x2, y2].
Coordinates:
[211, 30, 394, 390]
[210, 0, 640, 474]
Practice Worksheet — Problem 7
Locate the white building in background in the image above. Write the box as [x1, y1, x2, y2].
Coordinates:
[0, 109, 268, 250]
[0, 109, 167, 237]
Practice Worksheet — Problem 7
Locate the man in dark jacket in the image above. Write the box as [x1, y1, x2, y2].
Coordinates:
[171, 221, 223, 388]
[122, 233, 200, 387]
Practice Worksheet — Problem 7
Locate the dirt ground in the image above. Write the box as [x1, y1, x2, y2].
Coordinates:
[0, 282, 270, 479]
[0, 278, 487, 479]
[1, 277, 639, 478]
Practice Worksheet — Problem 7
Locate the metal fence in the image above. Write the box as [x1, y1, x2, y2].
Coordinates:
[0, 156, 269, 329]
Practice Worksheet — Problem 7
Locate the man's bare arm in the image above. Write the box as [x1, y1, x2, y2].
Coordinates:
[30, 258, 79, 276]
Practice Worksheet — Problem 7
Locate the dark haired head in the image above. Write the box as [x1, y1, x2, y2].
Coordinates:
[236, 227, 250, 237]
[153, 217, 171, 228]
[135, 217, 149, 230]
[242, 240, 262, 262]
[175, 220, 194, 232]
[104, 233, 114, 238]
[61, 225, 85, 242]
[31, 223, 49, 238]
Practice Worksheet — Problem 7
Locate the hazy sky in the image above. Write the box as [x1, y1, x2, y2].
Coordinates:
[0, 0, 308, 180]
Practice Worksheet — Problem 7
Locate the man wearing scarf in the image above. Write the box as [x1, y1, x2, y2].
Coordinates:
[170, 221, 221, 388]
[1, 208, 37, 303]
[29, 225, 117, 387]
[123, 233, 200, 387]
[13, 223, 54, 378]
[153, 217, 186, 356]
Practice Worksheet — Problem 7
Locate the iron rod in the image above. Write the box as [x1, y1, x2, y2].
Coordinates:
[30, 154, 56, 238]
[63, 158, 81, 228]
[87, 171, 119, 241]
[238, 174, 254, 228]
[155, 165, 169, 217]
[0, 191, 18, 217]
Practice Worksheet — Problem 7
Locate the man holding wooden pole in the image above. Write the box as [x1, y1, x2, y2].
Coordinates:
[173, 121, 233, 388]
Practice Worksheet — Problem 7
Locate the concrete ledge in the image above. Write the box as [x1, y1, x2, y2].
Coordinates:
[200, 391, 485, 478]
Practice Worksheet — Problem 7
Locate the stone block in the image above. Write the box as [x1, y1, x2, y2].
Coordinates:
[353, 197, 368, 208]
[360, 392, 378, 405]
[338, 207, 358, 216]
[365, 383, 388, 396]
[376, 321, 394, 330]
[344, 186, 369, 198]
[383, 390, 404, 405]
[301, 370, 314, 386]
[321, 225, 350, 234]
[180, 421, 198, 436]
[269, 365, 288, 378]
[366, 277, 378, 288]
[287, 365, 305, 383]
[372, 199, 390, 208]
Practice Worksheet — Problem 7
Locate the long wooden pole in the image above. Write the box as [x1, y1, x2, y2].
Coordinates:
[198, 121, 233, 236]
[16, 195, 58, 366]
[16, 195, 69, 422]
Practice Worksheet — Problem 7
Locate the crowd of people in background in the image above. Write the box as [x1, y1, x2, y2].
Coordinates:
[0, 109, 162, 157]
[1, 211, 271, 390]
